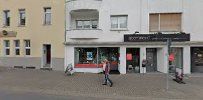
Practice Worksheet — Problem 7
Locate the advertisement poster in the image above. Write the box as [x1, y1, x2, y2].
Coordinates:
[87, 52, 93, 60]
[126, 53, 132, 61]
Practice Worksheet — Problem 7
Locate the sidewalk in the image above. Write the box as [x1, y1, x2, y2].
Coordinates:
[0, 67, 203, 100]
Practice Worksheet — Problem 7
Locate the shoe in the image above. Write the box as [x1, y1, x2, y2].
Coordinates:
[102, 83, 107, 85]
[110, 83, 113, 87]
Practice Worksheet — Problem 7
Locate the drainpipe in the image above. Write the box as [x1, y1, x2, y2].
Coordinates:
[64, 0, 67, 43]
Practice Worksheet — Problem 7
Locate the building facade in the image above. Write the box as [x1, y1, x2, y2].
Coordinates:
[65, 0, 203, 74]
[0, 0, 65, 70]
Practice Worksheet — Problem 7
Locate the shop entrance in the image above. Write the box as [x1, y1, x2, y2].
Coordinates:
[146, 48, 157, 72]
[126, 48, 140, 73]
[191, 47, 203, 73]
[99, 47, 119, 73]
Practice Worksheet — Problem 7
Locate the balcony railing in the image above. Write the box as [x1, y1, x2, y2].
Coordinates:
[66, 29, 102, 39]
[67, 0, 102, 12]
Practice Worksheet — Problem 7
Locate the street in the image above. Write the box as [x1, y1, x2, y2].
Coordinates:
[0, 68, 203, 100]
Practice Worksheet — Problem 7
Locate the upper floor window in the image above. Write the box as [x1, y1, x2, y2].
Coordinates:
[19, 9, 26, 26]
[76, 20, 98, 29]
[14, 40, 20, 55]
[111, 15, 128, 29]
[3, 10, 10, 26]
[4, 40, 10, 55]
[24, 40, 31, 55]
[149, 13, 181, 32]
[44, 7, 51, 25]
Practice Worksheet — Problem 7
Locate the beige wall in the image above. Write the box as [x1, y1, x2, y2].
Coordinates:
[0, 0, 65, 58]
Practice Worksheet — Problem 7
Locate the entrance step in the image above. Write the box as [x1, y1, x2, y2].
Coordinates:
[26, 66, 36, 69]
[40, 67, 52, 71]
[14, 66, 24, 69]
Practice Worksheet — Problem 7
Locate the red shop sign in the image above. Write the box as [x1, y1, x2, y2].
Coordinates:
[127, 54, 132, 60]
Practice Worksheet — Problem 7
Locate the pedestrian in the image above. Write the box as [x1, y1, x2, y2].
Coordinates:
[102, 59, 113, 87]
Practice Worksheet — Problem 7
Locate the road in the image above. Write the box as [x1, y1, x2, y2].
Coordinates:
[0, 90, 114, 100]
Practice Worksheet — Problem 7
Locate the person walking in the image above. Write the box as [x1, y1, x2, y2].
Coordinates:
[102, 59, 113, 87]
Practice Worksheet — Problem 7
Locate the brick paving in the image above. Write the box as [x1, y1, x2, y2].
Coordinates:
[0, 67, 203, 100]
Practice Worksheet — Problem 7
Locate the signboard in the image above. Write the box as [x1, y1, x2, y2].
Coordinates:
[169, 53, 175, 61]
[126, 54, 132, 60]
[124, 34, 190, 42]
[87, 52, 93, 60]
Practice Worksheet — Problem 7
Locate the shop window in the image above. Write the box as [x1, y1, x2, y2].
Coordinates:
[171, 48, 183, 69]
[75, 48, 97, 68]
[98, 47, 119, 71]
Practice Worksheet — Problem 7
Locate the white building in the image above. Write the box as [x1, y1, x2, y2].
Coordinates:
[65, 0, 203, 74]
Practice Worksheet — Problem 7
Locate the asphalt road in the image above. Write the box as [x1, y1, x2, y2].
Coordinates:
[0, 90, 113, 100]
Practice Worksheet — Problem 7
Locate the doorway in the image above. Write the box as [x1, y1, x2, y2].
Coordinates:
[191, 47, 203, 73]
[146, 48, 157, 72]
[126, 48, 140, 73]
[43, 44, 51, 68]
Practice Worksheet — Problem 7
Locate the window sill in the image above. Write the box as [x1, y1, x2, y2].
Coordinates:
[43, 24, 52, 26]
[2, 26, 10, 28]
[71, 28, 102, 30]
[18, 25, 26, 27]
[110, 28, 128, 31]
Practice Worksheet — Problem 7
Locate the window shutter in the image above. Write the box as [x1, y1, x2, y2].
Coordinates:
[149, 14, 159, 32]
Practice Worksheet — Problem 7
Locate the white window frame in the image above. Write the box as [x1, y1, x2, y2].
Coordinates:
[3, 10, 10, 27]
[19, 9, 26, 26]
[110, 15, 128, 30]
[4, 40, 10, 56]
[76, 20, 98, 29]
[14, 40, 20, 55]
[24, 40, 31, 56]
[44, 7, 51, 25]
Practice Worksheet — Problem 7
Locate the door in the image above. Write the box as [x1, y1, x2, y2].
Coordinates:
[43, 44, 51, 68]
[191, 47, 203, 73]
[46, 45, 51, 64]
[146, 48, 157, 72]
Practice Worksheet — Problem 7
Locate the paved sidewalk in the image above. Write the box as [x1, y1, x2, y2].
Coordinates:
[0, 68, 203, 100]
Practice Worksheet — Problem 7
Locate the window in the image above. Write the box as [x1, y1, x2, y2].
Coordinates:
[14, 40, 20, 55]
[44, 7, 51, 25]
[4, 40, 10, 55]
[3, 10, 10, 26]
[76, 20, 98, 29]
[19, 9, 26, 26]
[75, 48, 98, 68]
[149, 13, 181, 32]
[111, 15, 128, 29]
[24, 40, 30, 55]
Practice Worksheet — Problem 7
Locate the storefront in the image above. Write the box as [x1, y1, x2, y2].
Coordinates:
[73, 47, 119, 73]
[65, 33, 190, 74]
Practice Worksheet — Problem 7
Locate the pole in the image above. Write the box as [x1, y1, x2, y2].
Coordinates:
[166, 39, 171, 90]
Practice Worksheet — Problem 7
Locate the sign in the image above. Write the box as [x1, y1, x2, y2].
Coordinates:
[87, 52, 93, 60]
[124, 34, 190, 42]
[169, 53, 175, 61]
[0, 30, 17, 37]
[126, 54, 132, 60]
